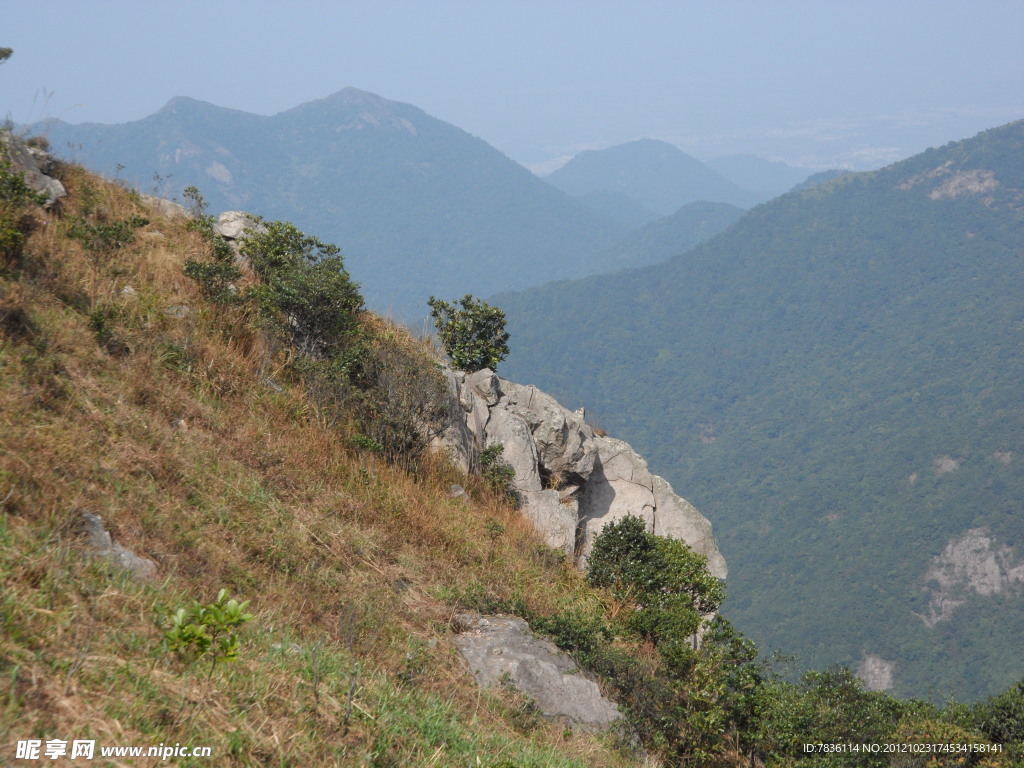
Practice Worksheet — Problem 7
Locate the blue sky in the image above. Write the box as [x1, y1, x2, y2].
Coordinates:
[3, 0, 1022, 172]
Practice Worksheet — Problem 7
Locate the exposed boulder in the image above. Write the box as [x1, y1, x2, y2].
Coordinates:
[209, 211, 268, 268]
[452, 612, 622, 732]
[1, 129, 66, 207]
[916, 527, 1024, 627]
[213, 210, 267, 243]
[140, 194, 190, 220]
[79, 511, 157, 581]
[434, 369, 726, 578]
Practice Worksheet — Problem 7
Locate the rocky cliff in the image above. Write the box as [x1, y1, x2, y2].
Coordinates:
[437, 368, 727, 578]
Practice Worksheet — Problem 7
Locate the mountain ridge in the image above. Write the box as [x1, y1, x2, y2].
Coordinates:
[5, 115, 1024, 767]
[545, 138, 761, 212]
[33, 88, 627, 316]
[494, 119, 1024, 700]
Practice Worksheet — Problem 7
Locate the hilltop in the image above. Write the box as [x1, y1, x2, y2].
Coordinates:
[34, 88, 626, 315]
[544, 139, 762, 213]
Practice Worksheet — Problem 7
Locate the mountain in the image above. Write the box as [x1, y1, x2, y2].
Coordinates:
[568, 189, 661, 229]
[1, 131, 629, 765]
[589, 200, 745, 274]
[544, 139, 760, 214]
[706, 154, 815, 201]
[7, 117, 1024, 767]
[35, 88, 627, 316]
[493, 120, 1024, 701]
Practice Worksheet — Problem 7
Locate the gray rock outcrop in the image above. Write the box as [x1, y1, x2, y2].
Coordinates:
[452, 613, 622, 732]
[79, 512, 157, 581]
[214, 210, 267, 243]
[435, 369, 726, 578]
[1, 129, 66, 207]
[916, 527, 1024, 627]
[140, 194, 190, 220]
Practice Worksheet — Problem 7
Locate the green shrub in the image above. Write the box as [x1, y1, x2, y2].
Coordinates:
[587, 514, 724, 646]
[352, 333, 450, 464]
[183, 258, 243, 303]
[0, 155, 47, 268]
[480, 442, 517, 501]
[427, 293, 510, 372]
[67, 215, 149, 254]
[182, 203, 454, 467]
[973, 679, 1024, 760]
[241, 221, 364, 359]
[181, 187, 245, 303]
[162, 589, 254, 671]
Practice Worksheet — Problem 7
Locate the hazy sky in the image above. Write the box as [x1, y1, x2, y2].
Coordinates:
[3, 0, 1022, 172]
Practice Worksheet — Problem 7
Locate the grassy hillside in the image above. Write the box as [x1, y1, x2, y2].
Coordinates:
[0, 154, 642, 766]
[495, 120, 1024, 702]
[3, 143, 1020, 767]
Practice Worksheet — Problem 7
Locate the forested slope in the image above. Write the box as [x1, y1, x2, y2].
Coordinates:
[496, 120, 1024, 701]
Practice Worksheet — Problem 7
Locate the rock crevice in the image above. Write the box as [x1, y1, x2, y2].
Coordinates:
[435, 368, 726, 577]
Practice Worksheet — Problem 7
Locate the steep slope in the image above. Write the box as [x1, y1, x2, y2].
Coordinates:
[545, 139, 760, 213]
[6, 127, 1023, 768]
[36, 89, 626, 315]
[590, 200, 745, 273]
[568, 190, 661, 229]
[494, 120, 1024, 701]
[0, 137, 644, 767]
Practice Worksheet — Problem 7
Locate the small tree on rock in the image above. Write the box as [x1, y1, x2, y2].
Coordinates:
[427, 294, 510, 373]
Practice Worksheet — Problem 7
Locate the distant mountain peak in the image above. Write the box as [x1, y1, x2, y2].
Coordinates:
[547, 137, 758, 212]
[152, 96, 260, 125]
[324, 87, 391, 105]
[281, 88, 423, 135]
[157, 96, 220, 114]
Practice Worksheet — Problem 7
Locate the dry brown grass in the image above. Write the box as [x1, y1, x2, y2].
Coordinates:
[0, 165, 639, 766]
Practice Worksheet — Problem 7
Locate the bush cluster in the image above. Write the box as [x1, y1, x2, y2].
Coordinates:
[183, 195, 449, 465]
[241, 221, 363, 360]
[587, 514, 723, 646]
[456, 514, 1020, 766]
[0, 150, 48, 271]
[67, 215, 149, 255]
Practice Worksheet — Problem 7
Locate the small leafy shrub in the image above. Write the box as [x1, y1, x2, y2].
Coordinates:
[183, 259, 242, 303]
[162, 589, 254, 669]
[68, 215, 149, 254]
[0, 155, 47, 268]
[480, 442, 517, 502]
[427, 293, 510, 372]
[87, 306, 129, 356]
[350, 433, 385, 454]
[529, 609, 611, 661]
[182, 187, 244, 303]
[352, 327, 450, 464]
